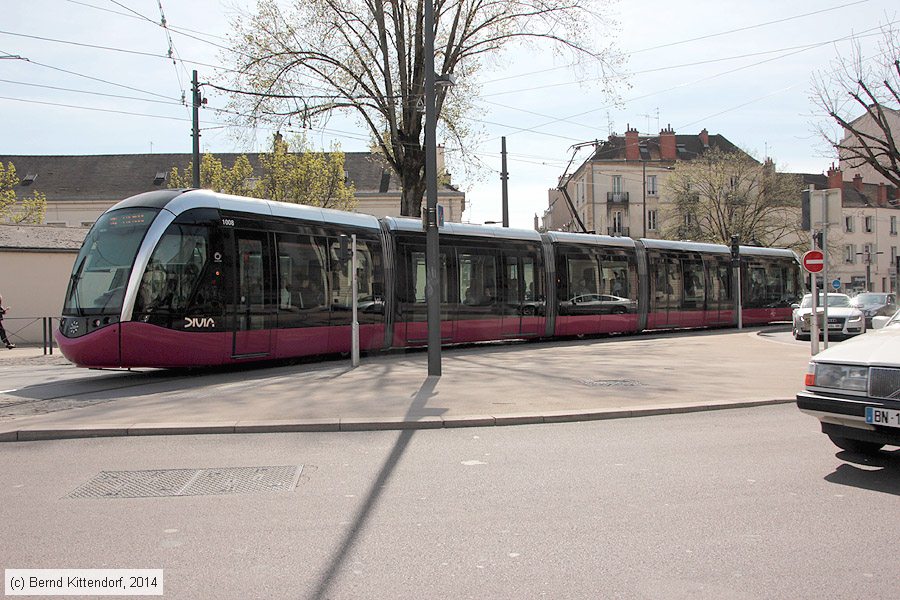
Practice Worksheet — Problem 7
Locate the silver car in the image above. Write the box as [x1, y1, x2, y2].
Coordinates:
[791, 293, 865, 340]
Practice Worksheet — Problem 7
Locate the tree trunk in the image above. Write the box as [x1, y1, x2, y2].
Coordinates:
[399, 146, 426, 217]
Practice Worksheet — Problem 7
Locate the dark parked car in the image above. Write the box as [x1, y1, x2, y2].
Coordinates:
[849, 292, 897, 327]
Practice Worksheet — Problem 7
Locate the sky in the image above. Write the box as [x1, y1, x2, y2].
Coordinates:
[1, 0, 897, 229]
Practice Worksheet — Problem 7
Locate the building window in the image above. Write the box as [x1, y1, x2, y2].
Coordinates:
[865, 216, 874, 233]
[863, 244, 874, 261]
[892, 246, 898, 265]
[646, 175, 658, 196]
[576, 180, 585, 206]
[844, 244, 855, 264]
[612, 210, 623, 235]
[891, 216, 897, 235]
[648, 209, 658, 231]
[845, 216, 854, 233]
[612, 175, 623, 194]
[684, 213, 693, 227]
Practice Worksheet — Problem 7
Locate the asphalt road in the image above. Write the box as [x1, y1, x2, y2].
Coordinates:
[2, 403, 898, 600]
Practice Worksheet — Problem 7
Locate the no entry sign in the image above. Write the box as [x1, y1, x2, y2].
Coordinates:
[802, 250, 825, 273]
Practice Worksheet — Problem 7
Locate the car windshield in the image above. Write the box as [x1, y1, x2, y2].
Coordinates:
[800, 294, 851, 308]
[853, 293, 887, 305]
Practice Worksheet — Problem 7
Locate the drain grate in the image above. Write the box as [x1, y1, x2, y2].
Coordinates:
[576, 378, 643, 388]
[66, 465, 302, 499]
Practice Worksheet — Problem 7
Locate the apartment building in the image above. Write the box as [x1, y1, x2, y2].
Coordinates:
[541, 125, 744, 237]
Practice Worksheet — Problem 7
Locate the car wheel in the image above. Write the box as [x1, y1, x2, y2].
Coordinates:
[793, 326, 809, 341]
[522, 305, 535, 316]
[827, 434, 884, 455]
[612, 305, 626, 314]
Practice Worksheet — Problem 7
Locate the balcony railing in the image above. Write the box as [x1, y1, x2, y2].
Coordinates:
[607, 191, 629, 203]
[607, 227, 630, 237]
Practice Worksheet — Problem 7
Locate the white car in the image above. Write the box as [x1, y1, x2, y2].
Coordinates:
[791, 293, 865, 340]
[796, 309, 900, 454]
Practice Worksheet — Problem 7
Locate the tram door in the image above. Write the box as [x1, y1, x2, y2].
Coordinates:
[500, 252, 542, 337]
[231, 230, 273, 357]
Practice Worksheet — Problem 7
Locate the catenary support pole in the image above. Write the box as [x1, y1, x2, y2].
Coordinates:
[424, 0, 441, 376]
[191, 70, 201, 188]
[501, 137, 509, 228]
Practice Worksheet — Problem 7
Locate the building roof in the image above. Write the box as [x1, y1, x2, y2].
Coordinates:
[0, 224, 87, 251]
[0, 152, 462, 203]
[589, 132, 744, 162]
[792, 172, 899, 209]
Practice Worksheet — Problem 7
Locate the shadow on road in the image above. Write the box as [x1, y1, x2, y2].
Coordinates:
[309, 376, 443, 600]
[825, 449, 900, 496]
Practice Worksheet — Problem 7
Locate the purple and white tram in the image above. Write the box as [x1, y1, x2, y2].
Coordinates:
[57, 189, 801, 368]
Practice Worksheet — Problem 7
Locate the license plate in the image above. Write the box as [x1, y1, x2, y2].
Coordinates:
[865, 407, 900, 429]
[828, 323, 842, 329]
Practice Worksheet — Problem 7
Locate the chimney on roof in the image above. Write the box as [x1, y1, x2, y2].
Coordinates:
[659, 124, 676, 161]
[878, 182, 888, 206]
[853, 173, 864, 192]
[437, 144, 446, 177]
[625, 125, 640, 161]
[699, 128, 709, 148]
[827, 164, 842, 190]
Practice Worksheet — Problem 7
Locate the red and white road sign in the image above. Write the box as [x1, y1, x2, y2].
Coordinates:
[802, 250, 825, 273]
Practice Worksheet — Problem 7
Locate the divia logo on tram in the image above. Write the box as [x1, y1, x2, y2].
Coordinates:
[185, 317, 216, 328]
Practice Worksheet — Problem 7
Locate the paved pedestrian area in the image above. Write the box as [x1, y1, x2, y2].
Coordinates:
[0, 326, 810, 441]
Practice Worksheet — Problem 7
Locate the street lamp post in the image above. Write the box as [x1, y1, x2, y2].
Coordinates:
[424, 0, 441, 377]
[641, 159, 646, 238]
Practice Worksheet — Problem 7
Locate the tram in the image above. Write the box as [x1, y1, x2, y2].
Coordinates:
[57, 189, 802, 368]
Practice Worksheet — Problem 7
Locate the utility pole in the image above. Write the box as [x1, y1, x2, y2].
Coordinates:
[423, 0, 441, 377]
[641, 160, 647, 237]
[501, 137, 509, 228]
[191, 70, 202, 188]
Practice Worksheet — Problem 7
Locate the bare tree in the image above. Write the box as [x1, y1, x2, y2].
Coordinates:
[663, 148, 804, 248]
[221, 0, 622, 216]
[812, 23, 900, 188]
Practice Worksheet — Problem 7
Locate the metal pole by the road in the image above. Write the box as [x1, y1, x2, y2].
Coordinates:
[423, 0, 441, 377]
[501, 137, 509, 228]
[191, 70, 201, 188]
[351, 234, 359, 368]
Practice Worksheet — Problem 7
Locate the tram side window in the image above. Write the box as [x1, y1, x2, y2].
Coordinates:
[682, 258, 705, 308]
[650, 256, 680, 309]
[708, 261, 732, 310]
[409, 250, 449, 304]
[328, 238, 384, 321]
[275, 236, 327, 322]
[460, 251, 498, 305]
[747, 264, 769, 308]
[134, 224, 211, 319]
[566, 255, 600, 300]
[599, 252, 634, 301]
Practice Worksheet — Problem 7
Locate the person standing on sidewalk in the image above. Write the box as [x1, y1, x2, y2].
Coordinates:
[0, 294, 15, 349]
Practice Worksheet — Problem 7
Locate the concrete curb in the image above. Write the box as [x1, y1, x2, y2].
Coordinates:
[0, 398, 796, 443]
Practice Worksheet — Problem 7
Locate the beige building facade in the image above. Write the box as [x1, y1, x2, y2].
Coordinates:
[542, 125, 742, 237]
[0, 225, 86, 345]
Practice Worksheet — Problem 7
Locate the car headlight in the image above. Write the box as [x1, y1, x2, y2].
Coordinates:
[806, 362, 868, 392]
[848, 314, 862, 323]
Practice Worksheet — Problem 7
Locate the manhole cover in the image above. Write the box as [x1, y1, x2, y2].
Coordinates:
[66, 465, 302, 499]
[576, 378, 643, 388]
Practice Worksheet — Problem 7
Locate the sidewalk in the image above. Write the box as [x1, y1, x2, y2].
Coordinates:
[0, 327, 810, 442]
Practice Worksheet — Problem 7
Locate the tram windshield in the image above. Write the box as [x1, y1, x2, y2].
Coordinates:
[63, 208, 160, 316]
